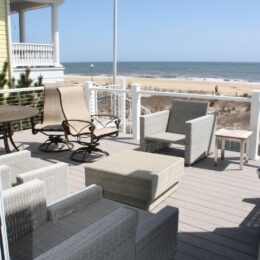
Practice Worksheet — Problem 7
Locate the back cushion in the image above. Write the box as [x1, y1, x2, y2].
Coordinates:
[167, 100, 209, 134]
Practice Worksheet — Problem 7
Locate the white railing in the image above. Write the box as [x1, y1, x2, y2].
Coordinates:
[1, 84, 259, 161]
[84, 82, 260, 161]
[12, 43, 54, 67]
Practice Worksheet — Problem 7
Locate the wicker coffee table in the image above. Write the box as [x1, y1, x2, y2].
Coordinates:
[214, 128, 253, 170]
[85, 150, 184, 210]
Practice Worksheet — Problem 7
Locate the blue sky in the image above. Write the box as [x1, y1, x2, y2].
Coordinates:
[11, 0, 260, 62]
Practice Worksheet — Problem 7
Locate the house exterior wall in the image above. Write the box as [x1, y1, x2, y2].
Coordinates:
[0, 0, 9, 77]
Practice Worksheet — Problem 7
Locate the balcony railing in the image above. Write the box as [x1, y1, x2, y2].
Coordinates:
[0, 83, 259, 160]
[12, 43, 54, 67]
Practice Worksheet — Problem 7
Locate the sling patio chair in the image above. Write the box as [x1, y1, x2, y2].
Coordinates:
[31, 86, 73, 152]
[140, 99, 217, 165]
[58, 86, 120, 162]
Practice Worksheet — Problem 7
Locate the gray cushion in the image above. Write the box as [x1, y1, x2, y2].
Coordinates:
[146, 132, 185, 145]
[167, 99, 209, 134]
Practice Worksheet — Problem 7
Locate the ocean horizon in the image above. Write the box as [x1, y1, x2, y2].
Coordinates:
[62, 61, 260, 83]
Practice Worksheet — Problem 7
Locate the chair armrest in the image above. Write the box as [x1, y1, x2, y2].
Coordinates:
[185, 113, 217, 164]
[136, 206, 179, 260]
[140, 110, 170, 151]
[140, 110, 170, 136]
[35, 207, 137, 260]
[3, 180, 47, 244]
[17, 163, 69, 205]
[0, 150, 31, 165]
[62, 119, 94, 136]
[0, 165, 12, 190]
[47, 184, 103, 222]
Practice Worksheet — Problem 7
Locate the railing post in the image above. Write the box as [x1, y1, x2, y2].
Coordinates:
[249, 90, 260, 160]
[84, 81, 96, 115]
[51, 3, 60, 66]
[119, 78, 126, 134]
[131, 84, 141, 140]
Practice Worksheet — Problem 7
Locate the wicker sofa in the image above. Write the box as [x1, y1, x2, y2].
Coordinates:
[0, 150, 69, 204]
[140, 99, 216, 165]
[4, 180, 179, 260]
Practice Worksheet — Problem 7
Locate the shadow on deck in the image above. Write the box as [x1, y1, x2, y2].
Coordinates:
[0, 129, 259, 260]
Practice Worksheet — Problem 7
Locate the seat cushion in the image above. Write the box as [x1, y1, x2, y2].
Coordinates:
[10, 198, 151, 260]
[145, 132, 185, 145]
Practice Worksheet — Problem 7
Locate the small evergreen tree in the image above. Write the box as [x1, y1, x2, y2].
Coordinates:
[17, 67, 33, 88]
[0, 61, 8, 89]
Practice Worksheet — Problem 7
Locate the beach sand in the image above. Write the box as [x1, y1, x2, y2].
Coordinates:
[64, 75, 260, 96]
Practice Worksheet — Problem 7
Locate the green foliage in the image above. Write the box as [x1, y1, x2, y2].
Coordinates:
[17, 67, 33, 88]
[34, 75, 43, 87]
[0, 61, 8, 89]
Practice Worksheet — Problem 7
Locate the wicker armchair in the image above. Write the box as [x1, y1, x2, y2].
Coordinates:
[140, 99, 217, 165]
[31, 86, 73, 152]
[58, 86, 120, 162]
[0, 150, 69, 204]
[4, 181, 179, 260]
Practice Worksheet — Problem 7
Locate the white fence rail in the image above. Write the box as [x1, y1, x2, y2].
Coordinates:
[12, 43, 54, 67]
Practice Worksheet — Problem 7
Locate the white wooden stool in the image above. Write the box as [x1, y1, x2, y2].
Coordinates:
[214, 129, 253, 170]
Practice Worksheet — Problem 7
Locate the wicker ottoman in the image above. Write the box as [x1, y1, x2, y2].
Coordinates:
[85, 150, 184, 210]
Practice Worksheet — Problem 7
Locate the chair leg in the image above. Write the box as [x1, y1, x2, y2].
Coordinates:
[70, 145, 109, 162]
[39, 135, 74, 152]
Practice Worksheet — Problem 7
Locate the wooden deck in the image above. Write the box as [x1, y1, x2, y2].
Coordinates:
[0, 129, 259, 260]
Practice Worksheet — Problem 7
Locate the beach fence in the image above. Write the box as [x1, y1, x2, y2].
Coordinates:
[84, 81, 260, 161]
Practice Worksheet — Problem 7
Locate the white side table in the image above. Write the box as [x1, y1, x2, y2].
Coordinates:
[214, 129, 253, 170]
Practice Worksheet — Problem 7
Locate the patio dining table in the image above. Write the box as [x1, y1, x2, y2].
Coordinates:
[0, 105, 39, 153]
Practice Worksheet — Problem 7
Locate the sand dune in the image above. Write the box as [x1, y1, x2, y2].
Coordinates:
[64, 75, 260, 96]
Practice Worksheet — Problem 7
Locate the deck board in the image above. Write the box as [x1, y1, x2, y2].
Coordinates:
[0, 129, 259, 260]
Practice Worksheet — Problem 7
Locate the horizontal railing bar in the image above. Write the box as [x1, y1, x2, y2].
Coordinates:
[140, 90, 251, 103]
[91, 87, 129, 93]
[0, 87, 44, 94]
[12, 43, 54, 47]
[90, 87, 251, 103]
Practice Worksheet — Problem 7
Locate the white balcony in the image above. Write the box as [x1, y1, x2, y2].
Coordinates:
[12, 43, 54, 68]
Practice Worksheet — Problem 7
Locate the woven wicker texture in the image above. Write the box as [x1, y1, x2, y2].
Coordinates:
[85, 150, 184, 209]
[35, 208, 138, 260]
[140, 100, 216, 165]
[17, 163, 69, 205]
[7, 184, 178, 260]
[0, 151, 49, 184]
[3, 180, 47, 244]
[0, 165, 12, 190]
[167, 99, 209, 134]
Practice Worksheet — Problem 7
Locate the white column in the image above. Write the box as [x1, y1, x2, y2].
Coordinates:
[19, 11, 26, 43]
[51, 4, 60, 66]
[249, 90, 260, 160]
[6, 0, 13, 76]
[131, 84, 141, 140]
[113, 0, 117, 85]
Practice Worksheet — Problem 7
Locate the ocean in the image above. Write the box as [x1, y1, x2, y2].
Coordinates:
[62, 62, 260, 83]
